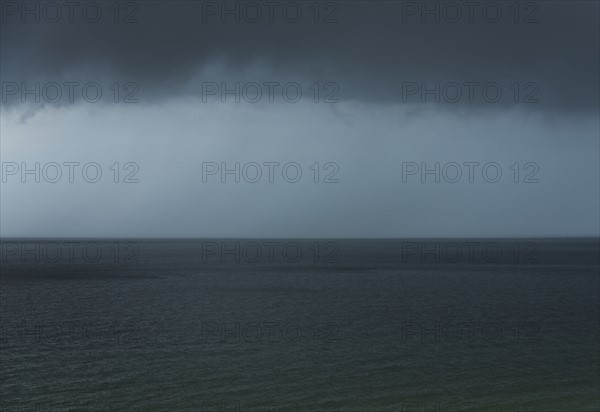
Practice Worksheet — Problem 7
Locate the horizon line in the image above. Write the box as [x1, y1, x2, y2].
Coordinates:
[0, 236, 598, 241]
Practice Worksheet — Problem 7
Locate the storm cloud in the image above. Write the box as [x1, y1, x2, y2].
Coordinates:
[1, 1, 598, 111]
[0, 1, 598, 238]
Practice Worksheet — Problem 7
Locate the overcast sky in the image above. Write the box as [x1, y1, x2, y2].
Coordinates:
[1, 0, 598, 238]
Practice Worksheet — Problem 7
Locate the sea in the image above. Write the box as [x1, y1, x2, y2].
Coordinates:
[0, 239, 598, 411]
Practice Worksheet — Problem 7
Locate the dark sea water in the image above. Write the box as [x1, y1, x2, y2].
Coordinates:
[1, 239, 598, 411]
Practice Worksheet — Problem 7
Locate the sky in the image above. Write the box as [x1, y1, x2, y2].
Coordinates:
[0, 0, 598, 238]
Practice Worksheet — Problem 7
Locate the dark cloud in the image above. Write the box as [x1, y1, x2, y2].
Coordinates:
[1, 1, 598, 111]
